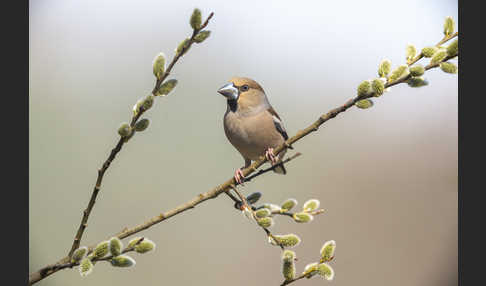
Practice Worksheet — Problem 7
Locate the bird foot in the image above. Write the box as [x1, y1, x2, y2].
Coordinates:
[234, 168, 245, 184]
[265, 148, 278, 164]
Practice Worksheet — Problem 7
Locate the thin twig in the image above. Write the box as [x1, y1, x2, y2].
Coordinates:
[241, 152, 302, 184]
[229, 185, 285, 250]
[45, 238, 146, 273]
[407, 32, 458, 66]
[270, 209, 325, 219]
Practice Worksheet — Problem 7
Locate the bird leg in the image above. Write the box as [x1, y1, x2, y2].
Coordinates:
[265, 147, 278, 164]
[234, 168, 245, 184]
[234, 158, 252, 185]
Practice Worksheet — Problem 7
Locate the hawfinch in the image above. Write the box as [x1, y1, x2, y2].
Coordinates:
[217, 77, 290, 184]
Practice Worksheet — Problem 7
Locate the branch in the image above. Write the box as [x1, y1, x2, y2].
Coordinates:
[45, 238, 146, 273]
[67, 12, 215, 258]
[407, 31, 458, 66]
[229, 185, 285, 250]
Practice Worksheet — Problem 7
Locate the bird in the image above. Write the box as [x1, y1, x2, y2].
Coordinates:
[217, 77, 291, 184]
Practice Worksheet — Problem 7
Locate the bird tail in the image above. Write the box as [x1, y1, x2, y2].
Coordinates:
[273, 162, 287, 175]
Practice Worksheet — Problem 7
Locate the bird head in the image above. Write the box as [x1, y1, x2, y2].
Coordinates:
[217, 77, 270, 112]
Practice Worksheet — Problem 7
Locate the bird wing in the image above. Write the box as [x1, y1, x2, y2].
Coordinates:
[266, 107, 289, 140]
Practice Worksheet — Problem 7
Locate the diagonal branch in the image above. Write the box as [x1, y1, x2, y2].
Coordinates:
[407, 31, 458, 66]
[66, 10, 215, 260]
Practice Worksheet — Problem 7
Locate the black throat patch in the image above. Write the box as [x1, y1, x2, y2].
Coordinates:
[227, 99, 238, 112]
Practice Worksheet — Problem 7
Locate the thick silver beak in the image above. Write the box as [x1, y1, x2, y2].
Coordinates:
[217, 83, 238, 100]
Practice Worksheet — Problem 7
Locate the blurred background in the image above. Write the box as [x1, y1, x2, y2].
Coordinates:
[29, 0, 458, 285]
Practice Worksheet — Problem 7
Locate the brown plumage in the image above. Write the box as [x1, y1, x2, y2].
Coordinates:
[217, 77, 290, 183]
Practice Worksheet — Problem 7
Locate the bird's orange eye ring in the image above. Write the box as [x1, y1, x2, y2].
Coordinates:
[240, 85, 249, 92]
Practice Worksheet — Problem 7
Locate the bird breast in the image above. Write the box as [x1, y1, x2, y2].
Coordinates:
[223, 110, 284, 160]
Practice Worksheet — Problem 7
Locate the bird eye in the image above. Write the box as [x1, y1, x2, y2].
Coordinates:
[240, 85, 249, 92]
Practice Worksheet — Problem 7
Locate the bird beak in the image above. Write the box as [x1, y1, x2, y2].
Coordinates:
[217, 83, 238, 100]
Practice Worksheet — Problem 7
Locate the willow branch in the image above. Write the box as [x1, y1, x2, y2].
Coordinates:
[229, 185, 285, 250]
[407, 31, 458, 66]
[66, 12, 215, 259]
[46, 238, 146, 273]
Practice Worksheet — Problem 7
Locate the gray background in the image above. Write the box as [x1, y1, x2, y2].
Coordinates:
[30, 0, 458, 285]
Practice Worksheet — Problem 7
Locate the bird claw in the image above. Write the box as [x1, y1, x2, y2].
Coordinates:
[234, 168, 245, 184]
[265, 148, 278, 164]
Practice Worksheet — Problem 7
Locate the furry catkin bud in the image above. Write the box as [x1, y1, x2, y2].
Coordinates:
[303, 199, 320, 211]
[93, 241, 109, 259]
[440, 62, 458, 74]
[142, 95, 154, 111]
[79, 257, 94, 277]
[133, 98, 143, 115]
[127, 237, 144, 249]
[372, 78, 385, 97]
[282, 262, 295, 281]
[443, 16, 455, 36]
[135, 238, 156, 253]
[388, 65, 410, 83]
[190, 8, 202, 30]
[71, 246, 88, 263]
[430, 49, 447, 65]
[152, 52, 166, 80]
[303, 263, 319, 278]
[378, 59, 392, 77]
[405, 44, 417, 61]
[194, 30, 211, 43]
[355, 99, 374, 109]
[318, 263, 335, 280]
[320, 240, 336, 262]
[282, 250, 296, 281]
[123, 130, 135, 142]
[282, 249, 296, 262]
[270, 234, 301, 248]
[157, 79, 178, 96]
[134, 118, 150, 132]
[446, 39, 458, 57]
[357, 80, 372, 97]
[409, 65, 425, 76]
[293, 212, 314, 223]
[176, 38, 191, 55]
[407, 77, 429, 87]
[110, 255, 136, 267]
[421, 46, 438, 58]
[255, 208, 272, 218]
[257, 217, 274, 228]
[281, 198, 298, 211]
[109, 237, 123, 257]
[246, 192, 262, 204]
[118, 123, 131, 137]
